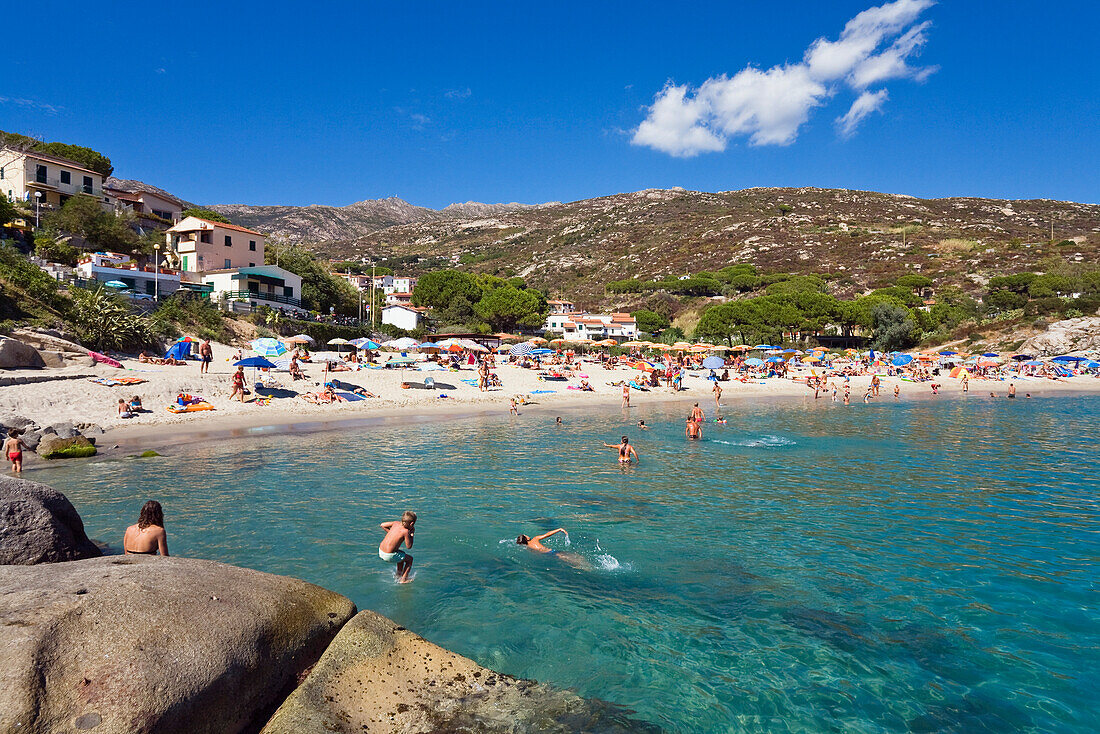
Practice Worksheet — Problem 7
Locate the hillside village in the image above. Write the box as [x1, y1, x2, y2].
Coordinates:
[1, 132, 1099, 358]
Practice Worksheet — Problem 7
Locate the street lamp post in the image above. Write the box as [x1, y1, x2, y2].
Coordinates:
[153, 242, 161, 301]
[34, 192, 41, 229]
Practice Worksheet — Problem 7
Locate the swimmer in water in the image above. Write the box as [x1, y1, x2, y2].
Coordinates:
[603, 436, 638, 463]
[556, 416, 563, 425]
[893, 384, 900, 399]
[690, 403, 704, 424]
[516, 528, 591, 569]
[637, 420, 649, 430]
[685, 418, 702, 440]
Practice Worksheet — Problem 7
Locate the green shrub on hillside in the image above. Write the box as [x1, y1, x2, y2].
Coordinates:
[69, 286, 155, 351]
[181, 207, 231, 224]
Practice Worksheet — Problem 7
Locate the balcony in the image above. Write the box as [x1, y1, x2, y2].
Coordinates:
[223, 290, 301, 308]
[26, 176, 100, 196]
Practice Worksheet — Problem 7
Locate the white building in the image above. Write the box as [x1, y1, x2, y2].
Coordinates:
[104, 183, 183, 228]
[76, 252, 180, 297]
[384, 291, 413, 306]
[187, 264, 305, 314]
[0, 147, 107, 212]
[382, 305, 428, 331]
[544, 311, 638, 341]
[547, 299, 576, 314]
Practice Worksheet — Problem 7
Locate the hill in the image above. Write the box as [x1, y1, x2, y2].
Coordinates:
[207, 198, 543, 243]
[307, 187, 1100, 307]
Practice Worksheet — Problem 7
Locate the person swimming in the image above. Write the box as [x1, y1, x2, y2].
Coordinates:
[516, 527, 590, 569]
[637, 420, 649, 430]
[603, 436, 638, 463]
[123, 500, 169, 556]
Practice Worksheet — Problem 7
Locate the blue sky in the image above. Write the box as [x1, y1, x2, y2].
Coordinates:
[3, 1, 1097, 208]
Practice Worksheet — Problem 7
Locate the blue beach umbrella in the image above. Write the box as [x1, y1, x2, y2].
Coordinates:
[702, 356, 725, 369]
[982, 352, 999, 358]
[350, 337, 380, 350]
[250, 337, 288, 357]
[765, 356, 785, 363]
[745, 357, 764, 366]
[939, 351, 958, 356]
[234, 356, 277, 368]
[530, 348, 554, 356]
[1024, 360, 1043, 366]
[104, 280, 129, 289]
[1052, 355, 1084, 363]
[418, 342, 440, 349]
[509, 342, 534, 356]
[892, 354, 914, 366]
[753, 344, 778, 350]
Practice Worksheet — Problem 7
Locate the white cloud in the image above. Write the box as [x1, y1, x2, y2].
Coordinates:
[0, 96, 62, 114]
[410, 113, 430, 130]
[836, 89, 889, 137]
[633, 0, 935, 156]
[444, 87, 471, 100]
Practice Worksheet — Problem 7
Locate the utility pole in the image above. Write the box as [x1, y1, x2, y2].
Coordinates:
[371, 264, 377, 330]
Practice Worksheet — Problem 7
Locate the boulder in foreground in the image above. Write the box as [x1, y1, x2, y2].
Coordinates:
[0, 555, 357, 733]
[0, 476, 101, 564]
[261, 610, 658, 734]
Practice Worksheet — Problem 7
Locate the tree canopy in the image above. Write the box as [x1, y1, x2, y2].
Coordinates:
[182, 207, 231, 224]
[1, 130, 114, 178]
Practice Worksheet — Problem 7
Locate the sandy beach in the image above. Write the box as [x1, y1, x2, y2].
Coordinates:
[3, 342, 1099, 459]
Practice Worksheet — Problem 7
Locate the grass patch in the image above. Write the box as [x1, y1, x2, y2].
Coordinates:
[44, 444, 97, 460]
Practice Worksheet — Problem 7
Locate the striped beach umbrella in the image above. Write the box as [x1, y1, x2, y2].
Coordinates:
[250, 337, 288, 357]
[509, 342, 534, 356]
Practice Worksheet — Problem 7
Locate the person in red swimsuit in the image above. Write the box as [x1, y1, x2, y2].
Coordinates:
[4, 430, 26, 473]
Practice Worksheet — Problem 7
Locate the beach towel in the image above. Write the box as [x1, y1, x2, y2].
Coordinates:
[166, 402, 214, 413]
[88, 351, 123, 368]
[89, 377, 147, 387]
[530, 389, 556, 394]
[461, 379, 480, 386]
[334, 391, 366, 402]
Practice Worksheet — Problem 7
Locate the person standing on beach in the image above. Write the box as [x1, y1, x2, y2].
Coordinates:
[199, 339, 213, 375]
[230, 366, 247, 402]
[4, 430, 26, 473]
[123, 500, 169, 556]
[713, 381, 722, 408]
[962, 373, 969, 393]
[871, 374, 881, 397]
[379, 511, 416, 583]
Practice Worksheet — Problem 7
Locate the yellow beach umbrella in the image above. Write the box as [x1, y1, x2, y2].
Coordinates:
[621, 340, 648, 347]
[528, 337, 548, 344]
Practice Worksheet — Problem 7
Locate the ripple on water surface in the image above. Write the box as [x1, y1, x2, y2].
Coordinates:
[32, 395, 1100, 733]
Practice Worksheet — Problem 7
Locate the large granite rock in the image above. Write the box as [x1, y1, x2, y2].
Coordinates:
[0, 476, 101, 565]
[37, 434, 97, 459]
[10, 327, 87, 355]
[261, 610, 658, 734]
[0, 556, 357, 733]
[0, 336, 45, 369]
[1020, 316, 1100, 356]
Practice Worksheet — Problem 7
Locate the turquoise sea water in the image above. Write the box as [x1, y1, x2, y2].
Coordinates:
[32, 394, 1100, 733]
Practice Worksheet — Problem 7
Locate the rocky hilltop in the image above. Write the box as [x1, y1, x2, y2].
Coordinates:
[206, 187, 1099, 305]
[208, 197, 543, 244]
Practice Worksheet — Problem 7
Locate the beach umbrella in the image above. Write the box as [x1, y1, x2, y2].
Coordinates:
[765, 356, 785, 363]
[104, 280, 129, 289]
[351, 337, 380, 350]
[982, 352, 999, 357]
[418, 341, 440, 350]
[385, 337, 420, 350]
[530, 348, 553, 356]
[528, 337, 548, 344]
[509, 342, 534, 356]
[285, 334, 314, 344]
[753, 344, 778, 350]
[175, 336, 196, 343]
[620, 340, 648, 347]
[892, 354, 914, 366]
[594, 339, 618, 347]
[1052, 355, 1085, 363]
[939, 351, 958, 356]
[250, 337, 288, 357]
[702, 356, 725, 369]
[327, 337, 351, 355]
[671, 341, 694, 350]
[1011, 354, 1033, 361]
[1024, 360, 1043, 366]
[745, 357, 764, 366]
[234, 356, 276, 368]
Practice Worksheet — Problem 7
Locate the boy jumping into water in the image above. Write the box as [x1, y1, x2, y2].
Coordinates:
[379, 511, 416, 583]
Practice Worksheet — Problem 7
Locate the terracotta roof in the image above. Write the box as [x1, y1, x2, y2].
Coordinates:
[175, 217, 265, 236]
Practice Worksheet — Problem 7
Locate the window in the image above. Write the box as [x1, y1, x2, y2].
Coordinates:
[1, 167, 5, 179]
[249, 262, 255, 268]
[82, 176, 92, 194]
[60, 171, 71, 185]
[284, 286, 293, 298]
[36, 165, 47, 184]
[249, 240, 256, 251]
[200, 232, 212, 244]
[225, 235, 232, 247]
[224, 259, 231, 269]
